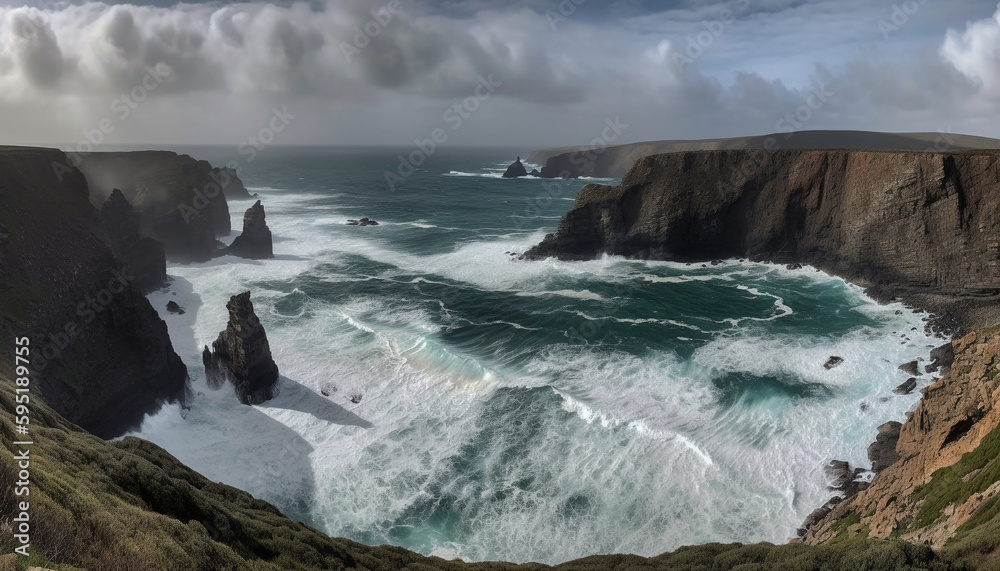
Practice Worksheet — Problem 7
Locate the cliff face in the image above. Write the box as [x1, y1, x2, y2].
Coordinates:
[214, 166, 254, 199]
[526, 149, 1000, 328]
[528, 131, 1000, 179]
[803, 329, 1000, 563]
[100, 188, 167, 293]
[0, 147, 187, 438]
[79, 151, 236, 261]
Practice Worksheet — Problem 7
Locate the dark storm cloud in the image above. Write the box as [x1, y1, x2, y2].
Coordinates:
[1, 0, 1000, 146]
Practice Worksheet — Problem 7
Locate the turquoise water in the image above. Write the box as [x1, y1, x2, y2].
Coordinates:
[135, 147, 944, 563]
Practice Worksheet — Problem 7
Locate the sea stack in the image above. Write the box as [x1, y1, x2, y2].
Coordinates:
[502, 156, 529, 178]
[227, 200, 274, 259]
[100, 188, 167, 293]
[203, 291, 279, 404]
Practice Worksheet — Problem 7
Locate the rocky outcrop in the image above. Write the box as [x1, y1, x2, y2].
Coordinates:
[525, 149, 1000, 329]
[803, 330, 1000, 548]
[503, 157, 529, 178]
[347, 217, 379, 226]
[203, 291, 279, 404]
[867, 421, 902, 473]
[100, 189, 167, 293]
[0, 147, 187, 438]
[79, 151, 234, 261]
[227, 200, 274, 259]
[214, 166, 254, 199]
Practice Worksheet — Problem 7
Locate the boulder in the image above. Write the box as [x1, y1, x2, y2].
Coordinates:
[893, 377, 917, 395]
[899, 360, 921, 376]
[823, 356, 844, 370]
[166, 301, 185, 315]
[825, 460, 854, 489]
[867, 421, 902, 472]
[529, 169, 541, 177]
[925, 342, 955, 374]
[203, 291, 279, 404]
[347, 217, 379, 226]
[502, 156, 529, 178]
[227, 200, 273, 259]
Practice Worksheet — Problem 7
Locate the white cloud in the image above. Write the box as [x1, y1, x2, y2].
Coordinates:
[941, 4, 1000, 95]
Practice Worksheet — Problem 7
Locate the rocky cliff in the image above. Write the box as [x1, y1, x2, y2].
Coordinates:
[525, 146, 1000, 567]
[525, 149, 1000, 330]
[79, 151, 238, 261]
[214, 166, 255, 199]
[529, 131, 1000, 179]
[801, 328, 1000, 569]
[0, 147, 187, 438]
[204, 291, 279, 405]
[100, 188, 167, 293]
[227, 200, 274, 259]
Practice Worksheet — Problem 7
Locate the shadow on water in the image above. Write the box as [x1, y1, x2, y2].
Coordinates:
[264, 376, 374, 429]
[146, 276, 324, 528]
[155, 275, 203, 362]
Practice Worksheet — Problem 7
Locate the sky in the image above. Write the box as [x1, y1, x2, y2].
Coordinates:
[1, 0, 999, 148]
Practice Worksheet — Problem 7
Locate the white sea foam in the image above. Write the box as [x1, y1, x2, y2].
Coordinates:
[133, 174, 947, 565]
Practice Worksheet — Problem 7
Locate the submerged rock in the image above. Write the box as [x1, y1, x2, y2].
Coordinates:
[347, 217, 379, 226]
[203, 291, 279, 404]
[823, 356, 844, 370]
[502, 156, 529, 178]
[227, 200, 273, 259]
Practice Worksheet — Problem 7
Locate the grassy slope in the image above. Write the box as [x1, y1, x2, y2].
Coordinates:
[0, 371, 966, 571]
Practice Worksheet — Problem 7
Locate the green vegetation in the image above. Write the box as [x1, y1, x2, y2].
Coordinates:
[911, 423, 1000, 529]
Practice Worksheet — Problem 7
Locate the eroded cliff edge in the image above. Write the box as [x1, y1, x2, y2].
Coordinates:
[525, 149, 1000, 331]
[0, 147, 188, 438]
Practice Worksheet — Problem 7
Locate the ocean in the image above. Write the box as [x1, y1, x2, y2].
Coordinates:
[133, 146, 944, 564]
